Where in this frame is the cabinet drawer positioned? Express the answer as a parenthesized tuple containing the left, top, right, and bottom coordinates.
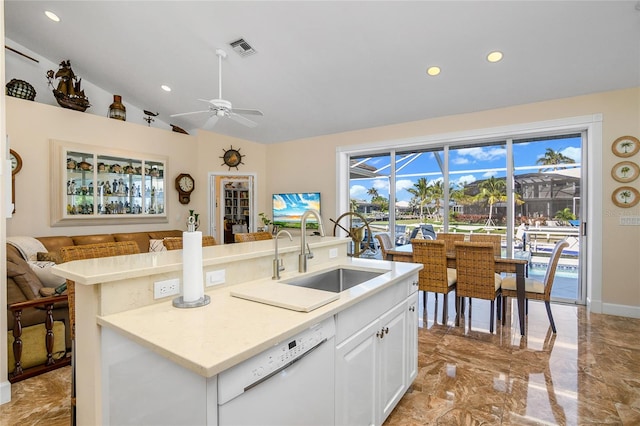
(335, 278, 407, 344)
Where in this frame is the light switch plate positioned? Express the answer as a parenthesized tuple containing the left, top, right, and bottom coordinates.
(206, 269, 226, 287)
(620, 216, 640, 226)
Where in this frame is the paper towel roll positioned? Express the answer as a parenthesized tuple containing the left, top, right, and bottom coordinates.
(182, 231, 204, 302)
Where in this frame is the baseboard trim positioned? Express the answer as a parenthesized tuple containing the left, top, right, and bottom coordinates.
(602, 303, 640, 319)
(0, 380, 11, 405)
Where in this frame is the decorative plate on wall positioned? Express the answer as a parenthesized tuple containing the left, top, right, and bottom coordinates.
(611, 161, 640, 183)
(611, 135, 640, 158)
(612, 186, 640, 208)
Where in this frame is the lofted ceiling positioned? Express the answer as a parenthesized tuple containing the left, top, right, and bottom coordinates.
(4, 1, 640, 144)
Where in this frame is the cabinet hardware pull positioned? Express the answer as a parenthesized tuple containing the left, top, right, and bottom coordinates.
(376, 331, 383, 339)
(384, 327, 389, 335)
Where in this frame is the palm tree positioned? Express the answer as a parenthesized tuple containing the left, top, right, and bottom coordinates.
(367, 187, 379, 202)
(536, 148, 576, 172)
(427, 180, 446, 221)
(554, 207, 576, 225)
(406, 177, 431, 220)
(475, 176, 507, 226)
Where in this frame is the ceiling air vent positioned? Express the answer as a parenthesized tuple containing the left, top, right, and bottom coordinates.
(229, 39, 256, 57)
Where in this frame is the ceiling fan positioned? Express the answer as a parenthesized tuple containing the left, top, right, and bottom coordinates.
(170, 48, 263, 129)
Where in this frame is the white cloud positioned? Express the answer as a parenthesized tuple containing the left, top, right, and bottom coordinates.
(396, 179, 414, 192)
(452, 157, 469, 165)
(372, 178, 389, 192)
(350, 184, 368, 199)
(561, 147, 581, 162)
(455, 174, 476, 186)
(454, 146, 505, 162)
(482, 171, 499, 178)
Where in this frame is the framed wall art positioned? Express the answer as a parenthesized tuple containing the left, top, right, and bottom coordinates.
(612, 186, 640, 208)
(611, 135, 640, 158)
(611, 161, 640, 183)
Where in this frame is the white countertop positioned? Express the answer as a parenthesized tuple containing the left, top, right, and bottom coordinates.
(96, 257, 421, 378)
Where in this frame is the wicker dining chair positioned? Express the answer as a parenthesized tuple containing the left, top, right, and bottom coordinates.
(501, 238, 569, 333)
(411, 239, 457, 324)
(469, 233, 502, 257)
(436, 232, 465, 256)
(234, 231, 273, 242)
(163, 235, 217, 250)
(374, 233, 394, 260)
(454, 241, 502, 333)
(59, 240, 141, 425)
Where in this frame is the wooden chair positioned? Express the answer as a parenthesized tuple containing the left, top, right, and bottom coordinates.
(163, 236, 217, 250)
(59, 241, 141, 424)
(454, 241, 502, 333)
(374, 233, 393, 260)
(469, 233, 502, 257)
(234, 231, 273, 242)
(436, 232, 465, 256)
(501, 239, 569, 333)
(411, 239, 457, 324)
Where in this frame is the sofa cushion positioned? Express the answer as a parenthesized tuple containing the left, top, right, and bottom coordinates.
(9, 262, 42, 300)
(36, 236, 75, 254)
(149, 239, 167, 252)
(71, 234, 115, 246)
(148, 230, 183, 240)
(112, 231, 152, 253)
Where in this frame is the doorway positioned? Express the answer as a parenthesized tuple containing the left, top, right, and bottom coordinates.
(208, 172, 257, 244)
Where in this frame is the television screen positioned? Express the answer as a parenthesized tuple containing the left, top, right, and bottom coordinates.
(272, 192, 321, 229)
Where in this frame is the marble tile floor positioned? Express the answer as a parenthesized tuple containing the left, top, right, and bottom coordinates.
(2, 297, 639, 425)
(385, 296, 640, 425)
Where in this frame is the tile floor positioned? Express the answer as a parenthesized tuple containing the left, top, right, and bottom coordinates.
(2, 297, 639, 425)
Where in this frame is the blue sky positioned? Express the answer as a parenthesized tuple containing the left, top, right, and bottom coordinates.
(350, 136, 581, 202)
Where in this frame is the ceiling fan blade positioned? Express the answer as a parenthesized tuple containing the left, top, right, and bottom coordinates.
(203, 114, 220, 130)
(228, 113, 258, 128)
(170, 110, 210, 117)
(231, 108, 264, 116)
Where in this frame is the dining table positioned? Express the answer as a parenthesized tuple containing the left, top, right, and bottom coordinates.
(386, 243, 529, 336)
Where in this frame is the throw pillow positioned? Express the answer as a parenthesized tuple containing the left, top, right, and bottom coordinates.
(28, 260, 66, 288)
(149, 239, 167, 252)
(37, 251, 62, 264)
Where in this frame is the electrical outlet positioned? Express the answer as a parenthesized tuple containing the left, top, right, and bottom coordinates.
(329, 248, 338, 258)
(154, 278, 180, 299)
(206, 269, 226, 287)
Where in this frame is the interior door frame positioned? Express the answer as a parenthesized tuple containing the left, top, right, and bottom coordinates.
(208, 172, 257, 243)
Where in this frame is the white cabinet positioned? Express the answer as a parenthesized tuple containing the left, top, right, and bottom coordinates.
(335, 274, 419, 426)
(405, 292, 419, 384)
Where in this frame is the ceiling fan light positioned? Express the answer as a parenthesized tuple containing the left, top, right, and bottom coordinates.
(161, 85, 171, 92)
(216, 110, 226, 117)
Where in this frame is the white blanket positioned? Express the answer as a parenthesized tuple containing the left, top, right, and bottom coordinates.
(6, 236, 47, 261)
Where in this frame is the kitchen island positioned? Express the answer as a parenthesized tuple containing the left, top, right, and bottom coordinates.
(53, 236, 422, 425)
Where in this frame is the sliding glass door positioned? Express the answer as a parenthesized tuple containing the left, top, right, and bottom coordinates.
(345, 133, 584, 304)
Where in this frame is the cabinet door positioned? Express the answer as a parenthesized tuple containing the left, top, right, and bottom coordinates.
(405, 292, 419, 384)
(335, 319, 379, 426)
(378, 300, 407, 424)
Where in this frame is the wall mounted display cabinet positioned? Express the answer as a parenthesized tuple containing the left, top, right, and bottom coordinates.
(50, 139, 168, 226)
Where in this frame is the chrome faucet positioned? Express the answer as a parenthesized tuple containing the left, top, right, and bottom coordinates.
(273, 229, 293, 280)
(299, 209, 325, 273)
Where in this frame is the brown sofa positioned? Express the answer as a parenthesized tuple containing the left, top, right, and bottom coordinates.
(6, 229, 182, 380)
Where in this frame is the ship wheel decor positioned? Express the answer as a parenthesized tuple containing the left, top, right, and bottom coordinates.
(331, 211, 375, 258)
(220, 145, 244, 170)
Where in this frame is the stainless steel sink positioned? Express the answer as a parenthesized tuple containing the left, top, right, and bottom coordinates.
(281, 268, 384, 293)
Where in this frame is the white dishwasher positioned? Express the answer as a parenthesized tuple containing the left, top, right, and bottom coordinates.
(218, 317, 336, 426)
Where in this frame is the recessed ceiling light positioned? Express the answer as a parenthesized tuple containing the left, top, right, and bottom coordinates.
(161, 85, 171, 92)
(427, 66, 441, 76)
(487, 51, 503, 63)
(45, 11, 60, 22)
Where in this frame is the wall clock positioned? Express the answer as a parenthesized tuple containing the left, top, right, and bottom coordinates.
(612, 135, 640, 158)
(10, 149, 22, 213)
(175, 173, 194, 205)
(611, 161, 639, 183)
(612, 186, 640, 208)
(220, 145, 244, 170)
